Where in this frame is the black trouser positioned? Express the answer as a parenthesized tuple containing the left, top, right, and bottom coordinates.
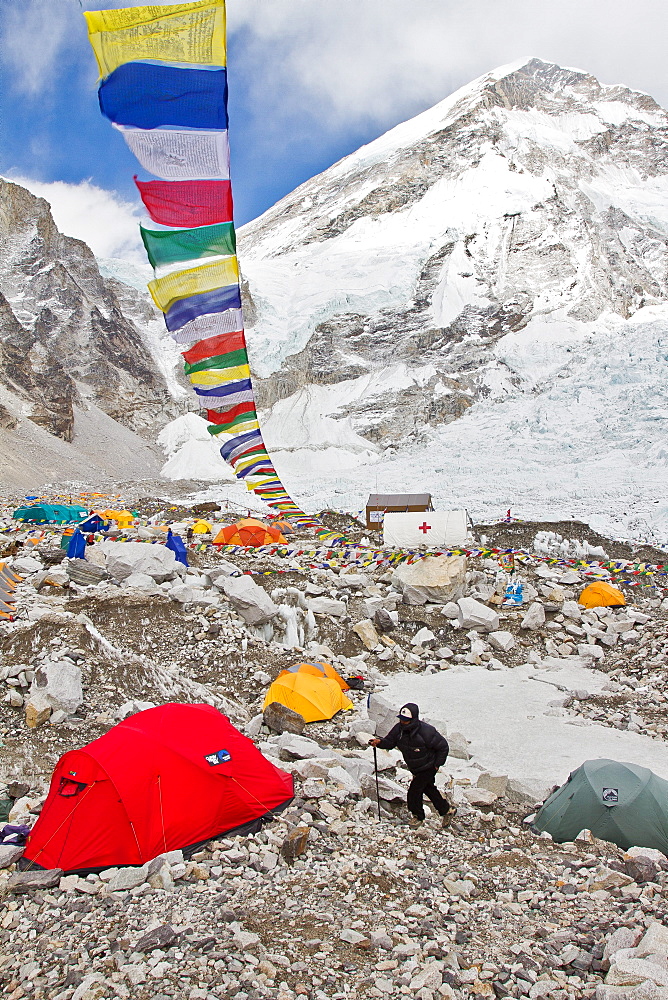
(407, 767, 450, 820)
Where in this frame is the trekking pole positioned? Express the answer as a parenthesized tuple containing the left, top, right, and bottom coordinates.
(373, 746, 382, 821)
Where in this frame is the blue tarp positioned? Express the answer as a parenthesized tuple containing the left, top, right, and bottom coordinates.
(99, 63, 228, 130)
(166, 530, 188, 568)
(67, 529, 87, 560)
(79, 514, 108, 533)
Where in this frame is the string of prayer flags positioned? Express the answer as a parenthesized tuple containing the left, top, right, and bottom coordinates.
(84, 0, 347, 544)
(84, 0, 226, 78)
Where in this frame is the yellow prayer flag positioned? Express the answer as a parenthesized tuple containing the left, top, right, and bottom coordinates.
(189, 363, 251, 386)
(249, 477, 281, 488)
(234, 455, 271, 474)
(215, 420, 260, 436)
(148, 257, 239, 312)
(84, 0, 226, 79)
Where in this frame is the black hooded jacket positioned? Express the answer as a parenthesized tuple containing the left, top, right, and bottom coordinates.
(376, 704, 449, 774)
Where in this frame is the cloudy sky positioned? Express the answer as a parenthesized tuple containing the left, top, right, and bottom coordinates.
(1, 0, 667, 260)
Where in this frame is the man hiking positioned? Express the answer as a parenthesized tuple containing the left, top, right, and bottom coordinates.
(369, 703, 454, 828)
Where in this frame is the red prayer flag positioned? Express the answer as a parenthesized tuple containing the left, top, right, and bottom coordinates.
(182, 329, 245, 364)
(206, 401, 257, 424)
(134, 177, 233, 227)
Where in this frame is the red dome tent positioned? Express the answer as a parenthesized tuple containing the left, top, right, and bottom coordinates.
(22, 704, 293, 874)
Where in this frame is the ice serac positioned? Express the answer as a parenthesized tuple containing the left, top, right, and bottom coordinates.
(238, 59, 668, 481)
(0, 178, 187, 488)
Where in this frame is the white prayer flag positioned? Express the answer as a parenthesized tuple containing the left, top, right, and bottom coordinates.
(168, 308, 244, 344)
(116, 126, 230, 180)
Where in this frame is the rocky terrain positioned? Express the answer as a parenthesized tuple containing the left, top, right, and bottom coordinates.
(1, 504, 667, 1000)
(0, 180, 188, 488)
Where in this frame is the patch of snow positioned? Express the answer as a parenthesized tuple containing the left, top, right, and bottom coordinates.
(158, 413, 236, 483)
(98, 257, 153, 291)
(384, 661, 668, 797)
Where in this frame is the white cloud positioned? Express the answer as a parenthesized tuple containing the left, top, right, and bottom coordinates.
(6, 176, 144, 261)
(228, 0, 668, 126)
(1, 0, 78, 95)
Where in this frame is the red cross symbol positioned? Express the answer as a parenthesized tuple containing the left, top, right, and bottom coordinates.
(418, 521, 432, 534)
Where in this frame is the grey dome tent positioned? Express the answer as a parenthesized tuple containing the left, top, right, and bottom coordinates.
(533, 759, 668, 854)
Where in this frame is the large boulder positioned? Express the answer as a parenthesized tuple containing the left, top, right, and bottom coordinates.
(521, 602, 546, 630)
(7, 869, 64, 892)
(102, 542, 179, 583)
(367, 692, 399, 738)
(66, 560, 108, 586)
(488, 630, 516, 652)
(360, 772, 406, 801)
(168, 583, 218, 606)
(392, 555, 466, 605)
(26, 657, 83, 724)
(276, 733, 322, 758)
(307, 597, 347, 617)
(220, 576, 278, 625)
(0, 845, 24, 868)
(123, 572, 162, 593)
(457, 596, 500, 632)
(352, 619, 381, 650)
(263, 702, 305, 734)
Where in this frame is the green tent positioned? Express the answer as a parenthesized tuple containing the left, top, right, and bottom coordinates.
(13, 504, 88, 524)
(533, 759, 668, 854)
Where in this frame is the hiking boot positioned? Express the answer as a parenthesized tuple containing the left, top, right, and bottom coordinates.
(408, 815, 424, 829)
(441, 805, 458, 828)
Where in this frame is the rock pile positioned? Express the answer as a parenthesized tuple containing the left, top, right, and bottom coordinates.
(1, 782, 667, 1000)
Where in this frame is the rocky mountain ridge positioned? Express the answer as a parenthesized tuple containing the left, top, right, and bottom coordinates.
(0, 179, 187, 486)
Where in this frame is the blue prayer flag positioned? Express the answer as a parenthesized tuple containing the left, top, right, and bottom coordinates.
(99, 62, 228, 130)
(165, 284, 242, 332)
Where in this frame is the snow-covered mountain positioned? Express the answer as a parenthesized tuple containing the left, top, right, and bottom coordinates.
(228, 58, 668, 536)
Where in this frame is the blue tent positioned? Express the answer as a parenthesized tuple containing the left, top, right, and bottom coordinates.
(67, 529, 87, 560)
(166, 529, 188, 567)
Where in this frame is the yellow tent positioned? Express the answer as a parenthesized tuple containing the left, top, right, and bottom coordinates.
(100, 509, 134, 529)
(278, 660, 350, 692)
(579, 581, 626, 609)
(192, 520, 212, 534)
(262, 672, 353, 723)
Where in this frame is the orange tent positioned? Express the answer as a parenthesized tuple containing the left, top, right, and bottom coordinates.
(212, 518, 286, 547)
(579, 581, 626, 609)
(272, 519, 296, 535)
(279, 661, 350, 691)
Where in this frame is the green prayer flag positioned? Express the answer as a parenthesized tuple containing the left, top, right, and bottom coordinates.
(184, 347, 248, 376)
(141, 221, 236, 269)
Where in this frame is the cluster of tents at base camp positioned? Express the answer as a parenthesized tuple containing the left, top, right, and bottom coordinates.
(13, 506, 294, 549)
(212, 518, 288, 546)
(263, 661, 354, 722)
(18, 703, 668, 875)
(14, 504, 136, 528)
